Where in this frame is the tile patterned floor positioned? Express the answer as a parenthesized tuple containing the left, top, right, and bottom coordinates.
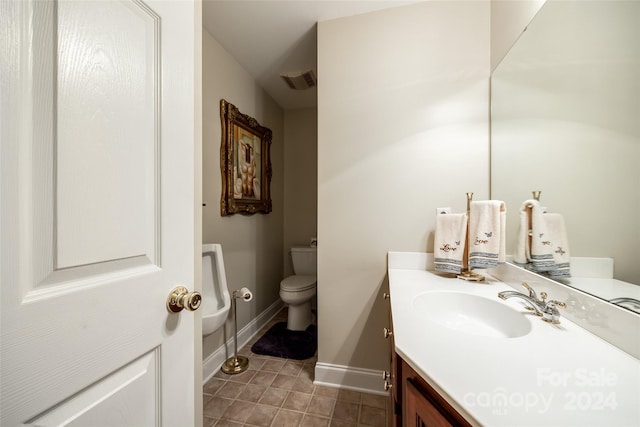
(203, 310, 388, 427)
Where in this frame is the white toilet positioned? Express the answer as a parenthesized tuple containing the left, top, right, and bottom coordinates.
(280, 246, 317, 331)
(202, 244, 232, 336)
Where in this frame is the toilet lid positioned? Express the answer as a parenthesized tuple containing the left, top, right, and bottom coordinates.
(281, 275, 317, 292)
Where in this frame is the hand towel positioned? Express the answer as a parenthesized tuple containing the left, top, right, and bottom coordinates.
(514, 200, 532, 266)
(514, 200, 555, 271)
(434, 213, 467, 274)
(468, 200, 506, 269)
(513, 200, 570, 277)
(543, 213, 571, 278)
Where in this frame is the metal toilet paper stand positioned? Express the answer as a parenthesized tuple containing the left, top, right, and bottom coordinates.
(221, 288, 252, 374)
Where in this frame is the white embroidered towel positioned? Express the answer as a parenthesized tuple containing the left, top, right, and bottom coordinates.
(543, 213, 571, 278)
(514, 200, 532, 266)
(514, 202, 528, 266)
(514, 200, 555, 272)
(468, 200, 506, 269)
(434, 213, 467, 274)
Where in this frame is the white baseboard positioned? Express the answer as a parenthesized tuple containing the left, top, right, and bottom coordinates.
(314, 362, 388, 396)
(203, 299, 284, 383)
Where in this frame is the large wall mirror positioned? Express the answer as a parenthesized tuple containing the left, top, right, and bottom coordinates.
(491, 0, 640, 312)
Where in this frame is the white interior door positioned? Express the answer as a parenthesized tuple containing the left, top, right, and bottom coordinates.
(1, 0, 201, 425)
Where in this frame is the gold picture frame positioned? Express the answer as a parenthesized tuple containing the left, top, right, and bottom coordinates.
(220, 99, 272, 216)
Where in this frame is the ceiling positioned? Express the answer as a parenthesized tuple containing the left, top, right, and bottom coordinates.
(202, 1, 421, 111)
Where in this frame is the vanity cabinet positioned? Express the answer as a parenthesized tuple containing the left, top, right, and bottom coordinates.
(401, 358, 471, 427)
(387, 252, 640, 426)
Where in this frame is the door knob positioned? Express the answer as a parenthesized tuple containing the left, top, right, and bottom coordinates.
(166, 286, 202, 313)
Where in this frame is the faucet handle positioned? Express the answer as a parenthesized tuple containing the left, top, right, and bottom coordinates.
(538, 292, 565, 306)
(548, 300, 566, 309)
(541, 299, 566, 324)
(522, 282, 539, 300)
(539, 292, 566, 308)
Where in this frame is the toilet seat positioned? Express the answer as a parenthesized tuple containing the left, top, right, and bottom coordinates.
(280, 275, 316, 292)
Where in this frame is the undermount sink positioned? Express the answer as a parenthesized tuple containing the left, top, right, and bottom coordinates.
(413, 291, 532, 338)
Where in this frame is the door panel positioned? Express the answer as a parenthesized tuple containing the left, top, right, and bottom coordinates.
(0, 0, 199, 425)
(28, 348, 160, 426)
(56, 0, 158, 269)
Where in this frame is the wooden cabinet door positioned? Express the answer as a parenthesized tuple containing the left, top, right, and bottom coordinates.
(401, 358, 471, 427)
(405, 378, 453, 427)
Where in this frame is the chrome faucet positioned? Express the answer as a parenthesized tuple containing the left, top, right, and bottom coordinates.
(609, 297, 640, 305)
(609, 297, 640, 313)
(498, 283, 566, 324)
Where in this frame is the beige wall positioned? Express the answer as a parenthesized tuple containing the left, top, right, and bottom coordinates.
(490, 0, 546, 71)
(283, 108, 318, 276)
(202, 30, 285, 359)
(317, 1, 491, 372)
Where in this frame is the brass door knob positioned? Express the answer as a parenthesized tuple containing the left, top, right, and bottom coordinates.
(166, 286, 202, 313)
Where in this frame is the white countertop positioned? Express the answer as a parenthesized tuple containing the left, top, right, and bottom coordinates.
(388, 254, 640, 426)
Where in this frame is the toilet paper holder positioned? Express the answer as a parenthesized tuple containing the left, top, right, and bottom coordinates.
(235, 287, 253, 302)
(221, 287, 253, 374)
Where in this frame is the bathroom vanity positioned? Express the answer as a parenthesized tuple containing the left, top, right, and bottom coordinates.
(385, 252, 640, 427)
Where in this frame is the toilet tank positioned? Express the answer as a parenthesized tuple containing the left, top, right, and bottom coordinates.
(290, 247, 317, 275)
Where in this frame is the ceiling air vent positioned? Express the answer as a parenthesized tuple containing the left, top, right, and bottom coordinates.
(280, 70, 316, 90)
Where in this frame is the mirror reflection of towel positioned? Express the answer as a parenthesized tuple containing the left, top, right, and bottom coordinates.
(544, 213, 571, 278)
(468, 200, 506, 269)
(514, 200, 570, 278)
(434, 213, 467, 274)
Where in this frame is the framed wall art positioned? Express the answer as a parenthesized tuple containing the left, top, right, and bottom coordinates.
(220, 99, 272, 216)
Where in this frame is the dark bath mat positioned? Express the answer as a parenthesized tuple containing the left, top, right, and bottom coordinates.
(251, 322, 317, 360)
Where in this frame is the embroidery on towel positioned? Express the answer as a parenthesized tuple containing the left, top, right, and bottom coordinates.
(435, 240, 463, 273)
(469, 230, 499, 269)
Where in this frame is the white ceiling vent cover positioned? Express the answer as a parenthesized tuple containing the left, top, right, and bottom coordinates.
(280, 70, 316, 90)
